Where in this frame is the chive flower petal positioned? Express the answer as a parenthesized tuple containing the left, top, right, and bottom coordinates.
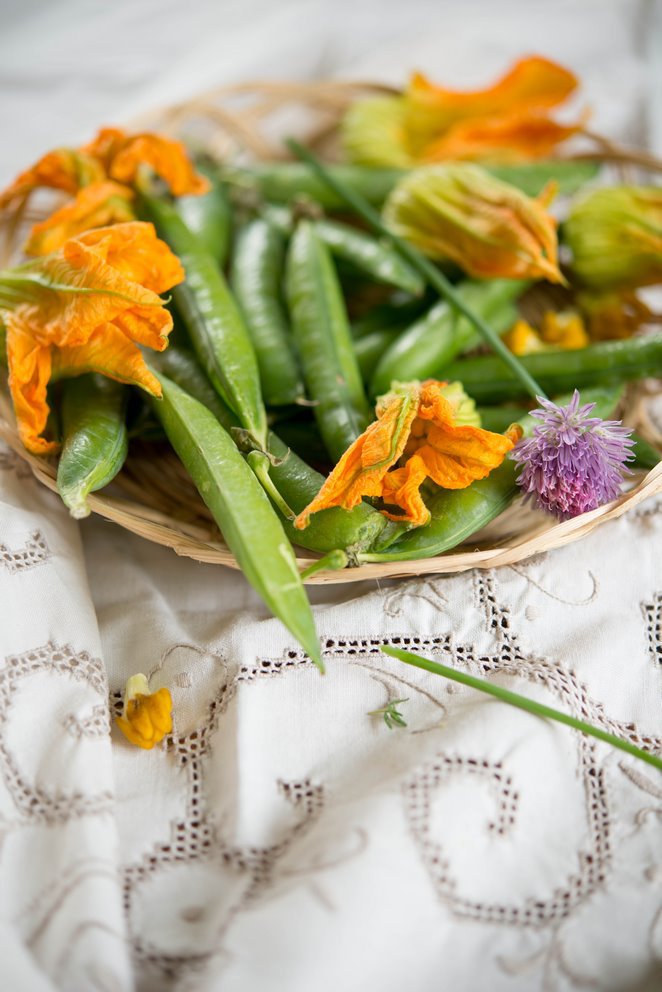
(511, 390, 635, 520)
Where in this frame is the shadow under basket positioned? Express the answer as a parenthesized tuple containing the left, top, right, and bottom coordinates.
(0, 80, 661, 583)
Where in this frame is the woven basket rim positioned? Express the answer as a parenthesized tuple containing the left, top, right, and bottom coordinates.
(1, 79, 661, 583)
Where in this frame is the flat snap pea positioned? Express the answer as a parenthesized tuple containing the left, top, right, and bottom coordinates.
(152, 346, 387, 554)
(153, 373, 323, 669)
(175, 160, 232, 266)
(231, 217, 305, 406)
(370, 279, 527, 398)
(140, 193, 268, 450)
(221, 160, 600, 208)
(359, 388, 628, 563)
(286, 220, 371, 461)
(444, 335, 662, 404)
(56, 374, 128, 519)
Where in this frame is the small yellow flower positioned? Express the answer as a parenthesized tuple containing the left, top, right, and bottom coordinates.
(504, 312, 589, 356)
(503, 319, 548, 356)
(116, 673, 173, 750)
(539, 311, 589, 349)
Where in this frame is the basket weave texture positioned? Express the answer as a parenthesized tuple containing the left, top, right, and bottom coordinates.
(0, 80, 661, 583)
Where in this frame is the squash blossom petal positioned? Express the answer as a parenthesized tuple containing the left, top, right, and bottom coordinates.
(565, 186, 662, 291)
(406, 56, 578, 160)
(116, 673, 173, 750)
(294, 380, 519, 530)
(83, 127, 210, 196)
(25, 181, 135, 255)
(383, 164, 562, 282)
(343, 56, 581, 167)
(0, 221, 184, 454)
(0, 149, 105, 210)
(0, 127, 209, 252)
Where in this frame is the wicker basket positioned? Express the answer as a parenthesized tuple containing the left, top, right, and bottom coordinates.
(1, 80, 661, 584)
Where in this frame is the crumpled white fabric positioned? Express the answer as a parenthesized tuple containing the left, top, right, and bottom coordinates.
(0, 2, 661, 991)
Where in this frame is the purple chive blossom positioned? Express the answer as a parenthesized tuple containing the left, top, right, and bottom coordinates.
(510, 390, 635, 521)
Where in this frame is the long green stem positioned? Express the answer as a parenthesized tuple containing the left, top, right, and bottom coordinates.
(286, 139, 547, 402)
(382, 645, 662, 772)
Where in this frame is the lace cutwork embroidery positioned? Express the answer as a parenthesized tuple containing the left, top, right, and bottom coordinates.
(0, 530, 50, 573)
(114, 565, 661, 982)
(643, 593, 662, 666)
(0, 643, 112, 821)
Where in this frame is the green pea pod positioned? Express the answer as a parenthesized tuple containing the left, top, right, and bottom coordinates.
(350, 293, 430, 339)
(286, 220, 370, 461)
(359, 387, 623, 563)
(153, 373, 322, 670)
(56, 374, 128, 519)
(221, 160, 600, 208)
(140, 193, 268, 450)
(231, 217, 305, 406)
(314, 218, 424, 296)
(370, 278, 528, 397)
(260, 204, 423, 295)
(354, 327, 402, 381)
(152, 346, 387, 554)
(175, 160, 232, 266)
(444, 335, 662, 404)
(0, 320, 6, 366)
(227, 163, 404, 208)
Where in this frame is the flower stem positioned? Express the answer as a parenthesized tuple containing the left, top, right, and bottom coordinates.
(285, 139, 547, 402)
(382, 645, 662, 772)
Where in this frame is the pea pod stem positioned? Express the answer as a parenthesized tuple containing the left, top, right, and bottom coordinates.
(382, 646, 662, 772)
(286, 139, 547, 402)
(246, 450, 295, 520)
(300, 549, 349, 580)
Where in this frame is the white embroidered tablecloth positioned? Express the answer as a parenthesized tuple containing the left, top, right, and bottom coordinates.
(1, 2, 661, 990)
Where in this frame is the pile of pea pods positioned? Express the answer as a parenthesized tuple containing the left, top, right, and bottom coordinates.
(55, 158, 662, 669)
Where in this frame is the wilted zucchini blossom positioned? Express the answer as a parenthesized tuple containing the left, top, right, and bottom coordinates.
(565, 186, 662, 290)
(342, 56, 581, 167)
(294, 380, 519, 530)
(383, 164, 562, 282)
(116, 673, 173, 750)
